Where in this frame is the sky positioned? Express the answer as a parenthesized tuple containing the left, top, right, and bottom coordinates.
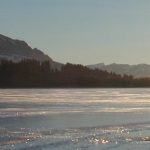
(0, 0, 150, 65)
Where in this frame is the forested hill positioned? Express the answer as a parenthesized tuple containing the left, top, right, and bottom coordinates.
(0, 34, 62, 70)
(0, 60, 150, 88)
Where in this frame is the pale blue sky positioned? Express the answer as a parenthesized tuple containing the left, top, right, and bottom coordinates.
(0, 0, 150, 65)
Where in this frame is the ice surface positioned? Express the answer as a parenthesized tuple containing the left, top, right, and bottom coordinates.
(0, 88, 150, 149)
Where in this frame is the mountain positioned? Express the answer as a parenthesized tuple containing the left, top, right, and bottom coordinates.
(87, 63, 150, 78)
(0, 34, 62, 70)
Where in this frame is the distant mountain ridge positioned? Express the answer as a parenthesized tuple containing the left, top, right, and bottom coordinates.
(0, 34, 62, 70)
(1, 34, 150, 78)
(87, 63, 150, 78)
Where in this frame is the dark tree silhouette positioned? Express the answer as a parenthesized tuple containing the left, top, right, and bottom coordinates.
(0, 60, 150, 87)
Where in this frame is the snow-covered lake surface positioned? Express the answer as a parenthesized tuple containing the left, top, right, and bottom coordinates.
(0, 88, 150, 150)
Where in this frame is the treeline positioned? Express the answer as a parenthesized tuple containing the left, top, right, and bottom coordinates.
(0, 60, 150, 87)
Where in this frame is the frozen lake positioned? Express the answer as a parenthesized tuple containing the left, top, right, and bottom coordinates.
(0, 88, 150, 150)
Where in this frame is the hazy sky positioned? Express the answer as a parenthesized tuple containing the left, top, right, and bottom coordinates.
(0, 0, 150, 65)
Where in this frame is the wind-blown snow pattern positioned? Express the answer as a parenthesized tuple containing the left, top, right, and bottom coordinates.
(0, 88, 150, 150)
